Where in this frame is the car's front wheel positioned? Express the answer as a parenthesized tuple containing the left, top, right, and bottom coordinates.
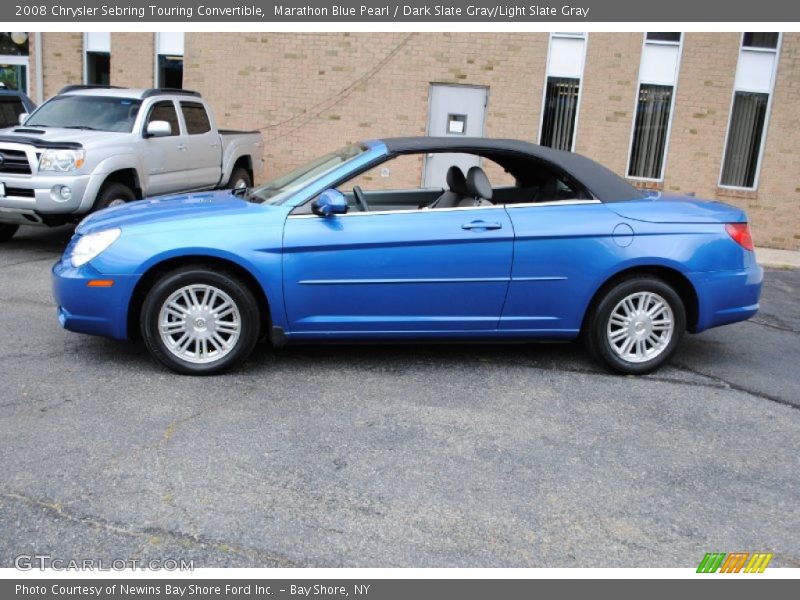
(140, 267, 261, 375)
(0, 224, 19, 242)
(584, 276, 686, 375)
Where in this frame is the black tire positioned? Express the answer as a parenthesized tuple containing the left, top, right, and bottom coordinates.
(583, 276, 686, 375)
(0, 224, 19, 242)
(140, 267, 261, 375)
(94, 182, 136, 211)
(227, 167, 252, 190)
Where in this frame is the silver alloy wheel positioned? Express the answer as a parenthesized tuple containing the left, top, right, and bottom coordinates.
(107, 199, 128, 208)
(233, 179, 247, 189)
(158, 284, 241, 365)
(606, 291, 674, 364)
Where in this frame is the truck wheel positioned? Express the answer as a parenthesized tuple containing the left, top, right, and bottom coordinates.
(583, 276, 686, 375)
(140, 266, 261, 375)
(95, 183, 136, 211)
(227, 167, 252, 190)
(0, 224, 19, 242)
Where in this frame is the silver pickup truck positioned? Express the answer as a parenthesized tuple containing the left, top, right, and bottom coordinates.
(0, 86, 264, 241)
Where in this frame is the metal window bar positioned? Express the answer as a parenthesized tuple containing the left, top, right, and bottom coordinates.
(628, 84, 673, 179)
(540, 77, 580, 151)
(720, 92, 769, 188)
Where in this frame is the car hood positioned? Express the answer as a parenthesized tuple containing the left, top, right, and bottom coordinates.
(0, 126, 124, 147)
(76, 190, 270, 235)
(608, 193, 747, 224)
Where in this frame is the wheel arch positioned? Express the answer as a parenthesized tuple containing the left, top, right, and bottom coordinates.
(226, 155, 253, 186)
(581, 265, 700, 334)
(99, 168, 143, 200)
(127, 254, 271, 341)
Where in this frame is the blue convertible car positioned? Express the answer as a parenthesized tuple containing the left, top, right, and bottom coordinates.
(53, 137, 762, 375)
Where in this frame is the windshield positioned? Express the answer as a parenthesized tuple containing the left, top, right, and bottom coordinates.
(249, 144, 368, 205)
(25, 95, 142, 132)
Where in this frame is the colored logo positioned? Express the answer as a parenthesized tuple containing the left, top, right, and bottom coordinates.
(697, 552, 773, 573)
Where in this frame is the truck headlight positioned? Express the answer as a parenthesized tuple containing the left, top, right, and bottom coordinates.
(71, 228, 121, 267)
(39, 149, 86, 172)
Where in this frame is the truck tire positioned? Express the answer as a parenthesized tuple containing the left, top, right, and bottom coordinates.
(95, 182, 136, 211)
(0, 224, 19, 242)
(227, 167, 252, 190)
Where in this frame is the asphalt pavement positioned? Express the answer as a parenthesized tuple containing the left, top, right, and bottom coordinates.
(1, 225, 798, 568)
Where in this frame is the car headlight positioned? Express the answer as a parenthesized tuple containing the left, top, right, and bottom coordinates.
(71, 228, 121, 267)
(39, 149, 86, 172)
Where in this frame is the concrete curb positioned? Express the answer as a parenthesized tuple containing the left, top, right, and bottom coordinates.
(756, 247, 800, 269)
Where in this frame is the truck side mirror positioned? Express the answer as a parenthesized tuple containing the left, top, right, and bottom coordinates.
(145, 120, 172, 138)
(18, 113, 28, 125)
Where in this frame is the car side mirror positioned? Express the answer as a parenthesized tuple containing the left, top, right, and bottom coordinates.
(145, 120, 172, 138)
(312, 189, 348, 217)
(18, 113, 28, 125)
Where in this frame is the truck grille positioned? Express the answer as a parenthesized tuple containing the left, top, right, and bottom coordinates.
(0, 149, 32, 175)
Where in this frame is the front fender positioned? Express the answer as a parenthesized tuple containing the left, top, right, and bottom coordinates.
(93, 239, 287, 332)
(79, 153, 145, 213)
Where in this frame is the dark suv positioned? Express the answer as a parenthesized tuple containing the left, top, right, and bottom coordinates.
(0, 86, 36, 129)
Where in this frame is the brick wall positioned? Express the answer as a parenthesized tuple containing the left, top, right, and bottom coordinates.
(33, 33, 82, 99)
(183, 32, 548, 189)
(110, 33, 154, 88)
(753, 32, 800, 250)
(664, 32, 740, 198)
(574, 32, 642, 176)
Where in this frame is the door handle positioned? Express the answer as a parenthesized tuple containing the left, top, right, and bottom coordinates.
(177, 143, 187, 151)
(462, 220, 502, 231)
(210, 142, 219, 148)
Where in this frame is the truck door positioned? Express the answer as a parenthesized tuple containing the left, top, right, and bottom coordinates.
(142, 100, 188, 195)
(179, 101, 223, 189)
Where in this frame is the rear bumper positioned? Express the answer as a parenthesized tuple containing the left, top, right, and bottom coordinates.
(690, 261, 763, 332)
(52, 260, 138, 340)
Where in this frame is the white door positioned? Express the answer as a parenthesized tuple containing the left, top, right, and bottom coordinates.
(179, 100, 223, 189)
(142, 100, 188, 195)
(423, 84, 488, 188)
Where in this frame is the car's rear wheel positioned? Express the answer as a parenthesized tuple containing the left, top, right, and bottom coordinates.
(583, 276, 685, 375)
(140, 267, 261, 375)
(227, 167, 252, 190)
(0, 224, 19, 242)
(95, 182, 136, 211)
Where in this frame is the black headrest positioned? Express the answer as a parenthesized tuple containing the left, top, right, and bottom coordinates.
(466, 166, 492, 201)
(446, 166, 468, 195)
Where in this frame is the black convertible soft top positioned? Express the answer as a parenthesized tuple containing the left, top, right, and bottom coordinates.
(381, 137, 643, 203)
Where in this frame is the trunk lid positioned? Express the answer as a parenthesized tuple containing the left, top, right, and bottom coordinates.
(608, 192, 747, 224)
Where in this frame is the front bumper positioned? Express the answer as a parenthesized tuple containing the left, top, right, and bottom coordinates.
(52, 259, 139, 340)
(0, 172, 93, 224)
(690, 261, 764, 332)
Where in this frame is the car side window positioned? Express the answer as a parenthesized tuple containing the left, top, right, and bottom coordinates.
(180, 101, 211, 135)
(147, 100, 180, 137)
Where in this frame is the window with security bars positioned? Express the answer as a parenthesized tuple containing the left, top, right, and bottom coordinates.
(539, 77, 580, 151)
(720, 92, 769, 188)
(627, 84, 673, 180)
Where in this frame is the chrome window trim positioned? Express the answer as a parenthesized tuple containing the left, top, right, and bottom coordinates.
(287, 199, 601, 219)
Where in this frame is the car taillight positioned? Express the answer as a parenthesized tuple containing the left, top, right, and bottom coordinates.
(726, 223, 754, 251)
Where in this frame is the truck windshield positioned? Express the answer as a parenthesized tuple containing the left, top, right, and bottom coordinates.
(25, 95, 143, 132)
(249, 144, 367, 205)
